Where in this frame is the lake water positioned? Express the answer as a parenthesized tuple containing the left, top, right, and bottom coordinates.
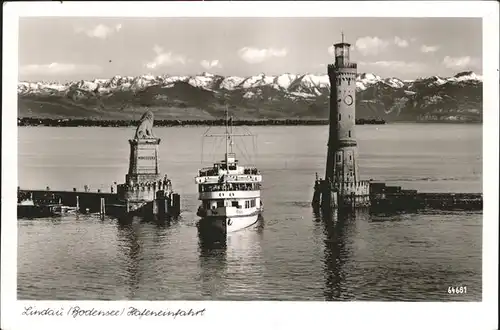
(17, 124, 482, 301)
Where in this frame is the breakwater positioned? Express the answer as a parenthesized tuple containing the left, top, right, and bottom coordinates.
(17, 117, 386, 127)
(368, 182, 482, 213)
(312, 180, 482, 213)
(17, 188, 181, 220)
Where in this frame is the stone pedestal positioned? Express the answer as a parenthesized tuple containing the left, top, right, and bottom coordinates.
(126, 138, 161, 186)
(116, 137, 180, 216)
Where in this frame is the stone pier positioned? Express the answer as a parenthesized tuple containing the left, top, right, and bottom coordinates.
(116, 110, 180, 218)
(18, 110, 181, 219)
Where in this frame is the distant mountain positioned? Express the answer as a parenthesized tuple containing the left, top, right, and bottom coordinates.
(18, 71, 482, 122)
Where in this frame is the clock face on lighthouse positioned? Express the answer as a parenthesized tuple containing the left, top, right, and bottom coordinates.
(344, 95, 353, 106)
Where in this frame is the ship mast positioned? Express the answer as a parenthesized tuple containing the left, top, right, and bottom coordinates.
(225, 105, 233, 162)
(202, 105, 253, 165)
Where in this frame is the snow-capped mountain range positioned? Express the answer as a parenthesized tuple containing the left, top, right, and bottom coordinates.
(18, 71, 482, 97)
(18, 71, 483, 122)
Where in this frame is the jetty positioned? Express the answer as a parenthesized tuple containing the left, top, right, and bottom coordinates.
(18, 110, 181, 220)
(312, 35, 482, 214)
(312, 179, 482, 213)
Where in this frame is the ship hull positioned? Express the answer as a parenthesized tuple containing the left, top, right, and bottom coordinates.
(198, 208, 262, 234)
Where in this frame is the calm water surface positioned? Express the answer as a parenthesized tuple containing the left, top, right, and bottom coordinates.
(17, 124, 482, 301)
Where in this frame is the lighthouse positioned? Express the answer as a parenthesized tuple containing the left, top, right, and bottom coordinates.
(313, 34, 370, 210)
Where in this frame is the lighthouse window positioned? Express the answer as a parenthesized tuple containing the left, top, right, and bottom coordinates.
(350, 155, 352, 160)
(339, 114, 341, 121)
(348, 131, 351, 138)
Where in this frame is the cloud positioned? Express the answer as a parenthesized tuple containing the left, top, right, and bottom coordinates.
(19, 63, 102, 76)
(200, 60, 222, 70)
(75, 24, 123, 39)
(355, 37, 390, 56)
(145, 45, 187, 69)
(327, 45, 336, 56)
(359, 60, 427, 73)
(238, 47, 287, 64)
(420, 45, 440, 53)
(442, 56, 479, 69)
(394, 36, 409, 48)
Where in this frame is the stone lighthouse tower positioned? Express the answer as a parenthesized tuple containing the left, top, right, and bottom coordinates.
(313, 34, 370, 210)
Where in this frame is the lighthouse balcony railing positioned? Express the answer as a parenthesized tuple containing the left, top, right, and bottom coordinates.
(118, 181, 172, 193)
(340, 181, 370, 195)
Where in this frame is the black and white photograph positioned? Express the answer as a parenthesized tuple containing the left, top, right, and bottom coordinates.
(2, 2, 498, 330)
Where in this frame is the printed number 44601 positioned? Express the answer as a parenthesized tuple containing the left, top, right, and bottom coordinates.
(448, 286, 467, 294)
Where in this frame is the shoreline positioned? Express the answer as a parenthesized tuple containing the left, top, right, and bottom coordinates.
(16, 118, 482, 127)
(18, 117, 387, 127)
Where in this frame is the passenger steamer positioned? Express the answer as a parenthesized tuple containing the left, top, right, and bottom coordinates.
(195, 109, 263, 234)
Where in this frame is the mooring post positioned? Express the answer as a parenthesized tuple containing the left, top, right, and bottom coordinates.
(76, 195, 80, 211)
(312, 180, 321, 207)
(154, 190, 167, 219)
(100, 197, 105, 218)
(172, 193, 180, 216)
(164, 196, 169, 216)
(152, 199, 159, 216)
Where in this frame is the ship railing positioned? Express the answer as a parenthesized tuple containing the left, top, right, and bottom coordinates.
(199, 183, 261, 193)
(243, 167, 260, 175)
(199, 169, 219, 176)
(197, 174, 262, 183)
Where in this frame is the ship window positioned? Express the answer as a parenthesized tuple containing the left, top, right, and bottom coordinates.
(232, 201, 239, 207)
(337, 154, 341, 161)
(349, 155, 352, 160)
(217, 200, 224, 208)
(245, 201, 249, 208)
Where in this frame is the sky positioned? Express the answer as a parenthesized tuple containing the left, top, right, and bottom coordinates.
(18, 17, 482, 82)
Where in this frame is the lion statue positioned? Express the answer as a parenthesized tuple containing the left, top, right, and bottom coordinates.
(134, 110, 155, 139)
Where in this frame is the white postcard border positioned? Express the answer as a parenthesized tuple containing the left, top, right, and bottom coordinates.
(2, 2, 498, 330)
